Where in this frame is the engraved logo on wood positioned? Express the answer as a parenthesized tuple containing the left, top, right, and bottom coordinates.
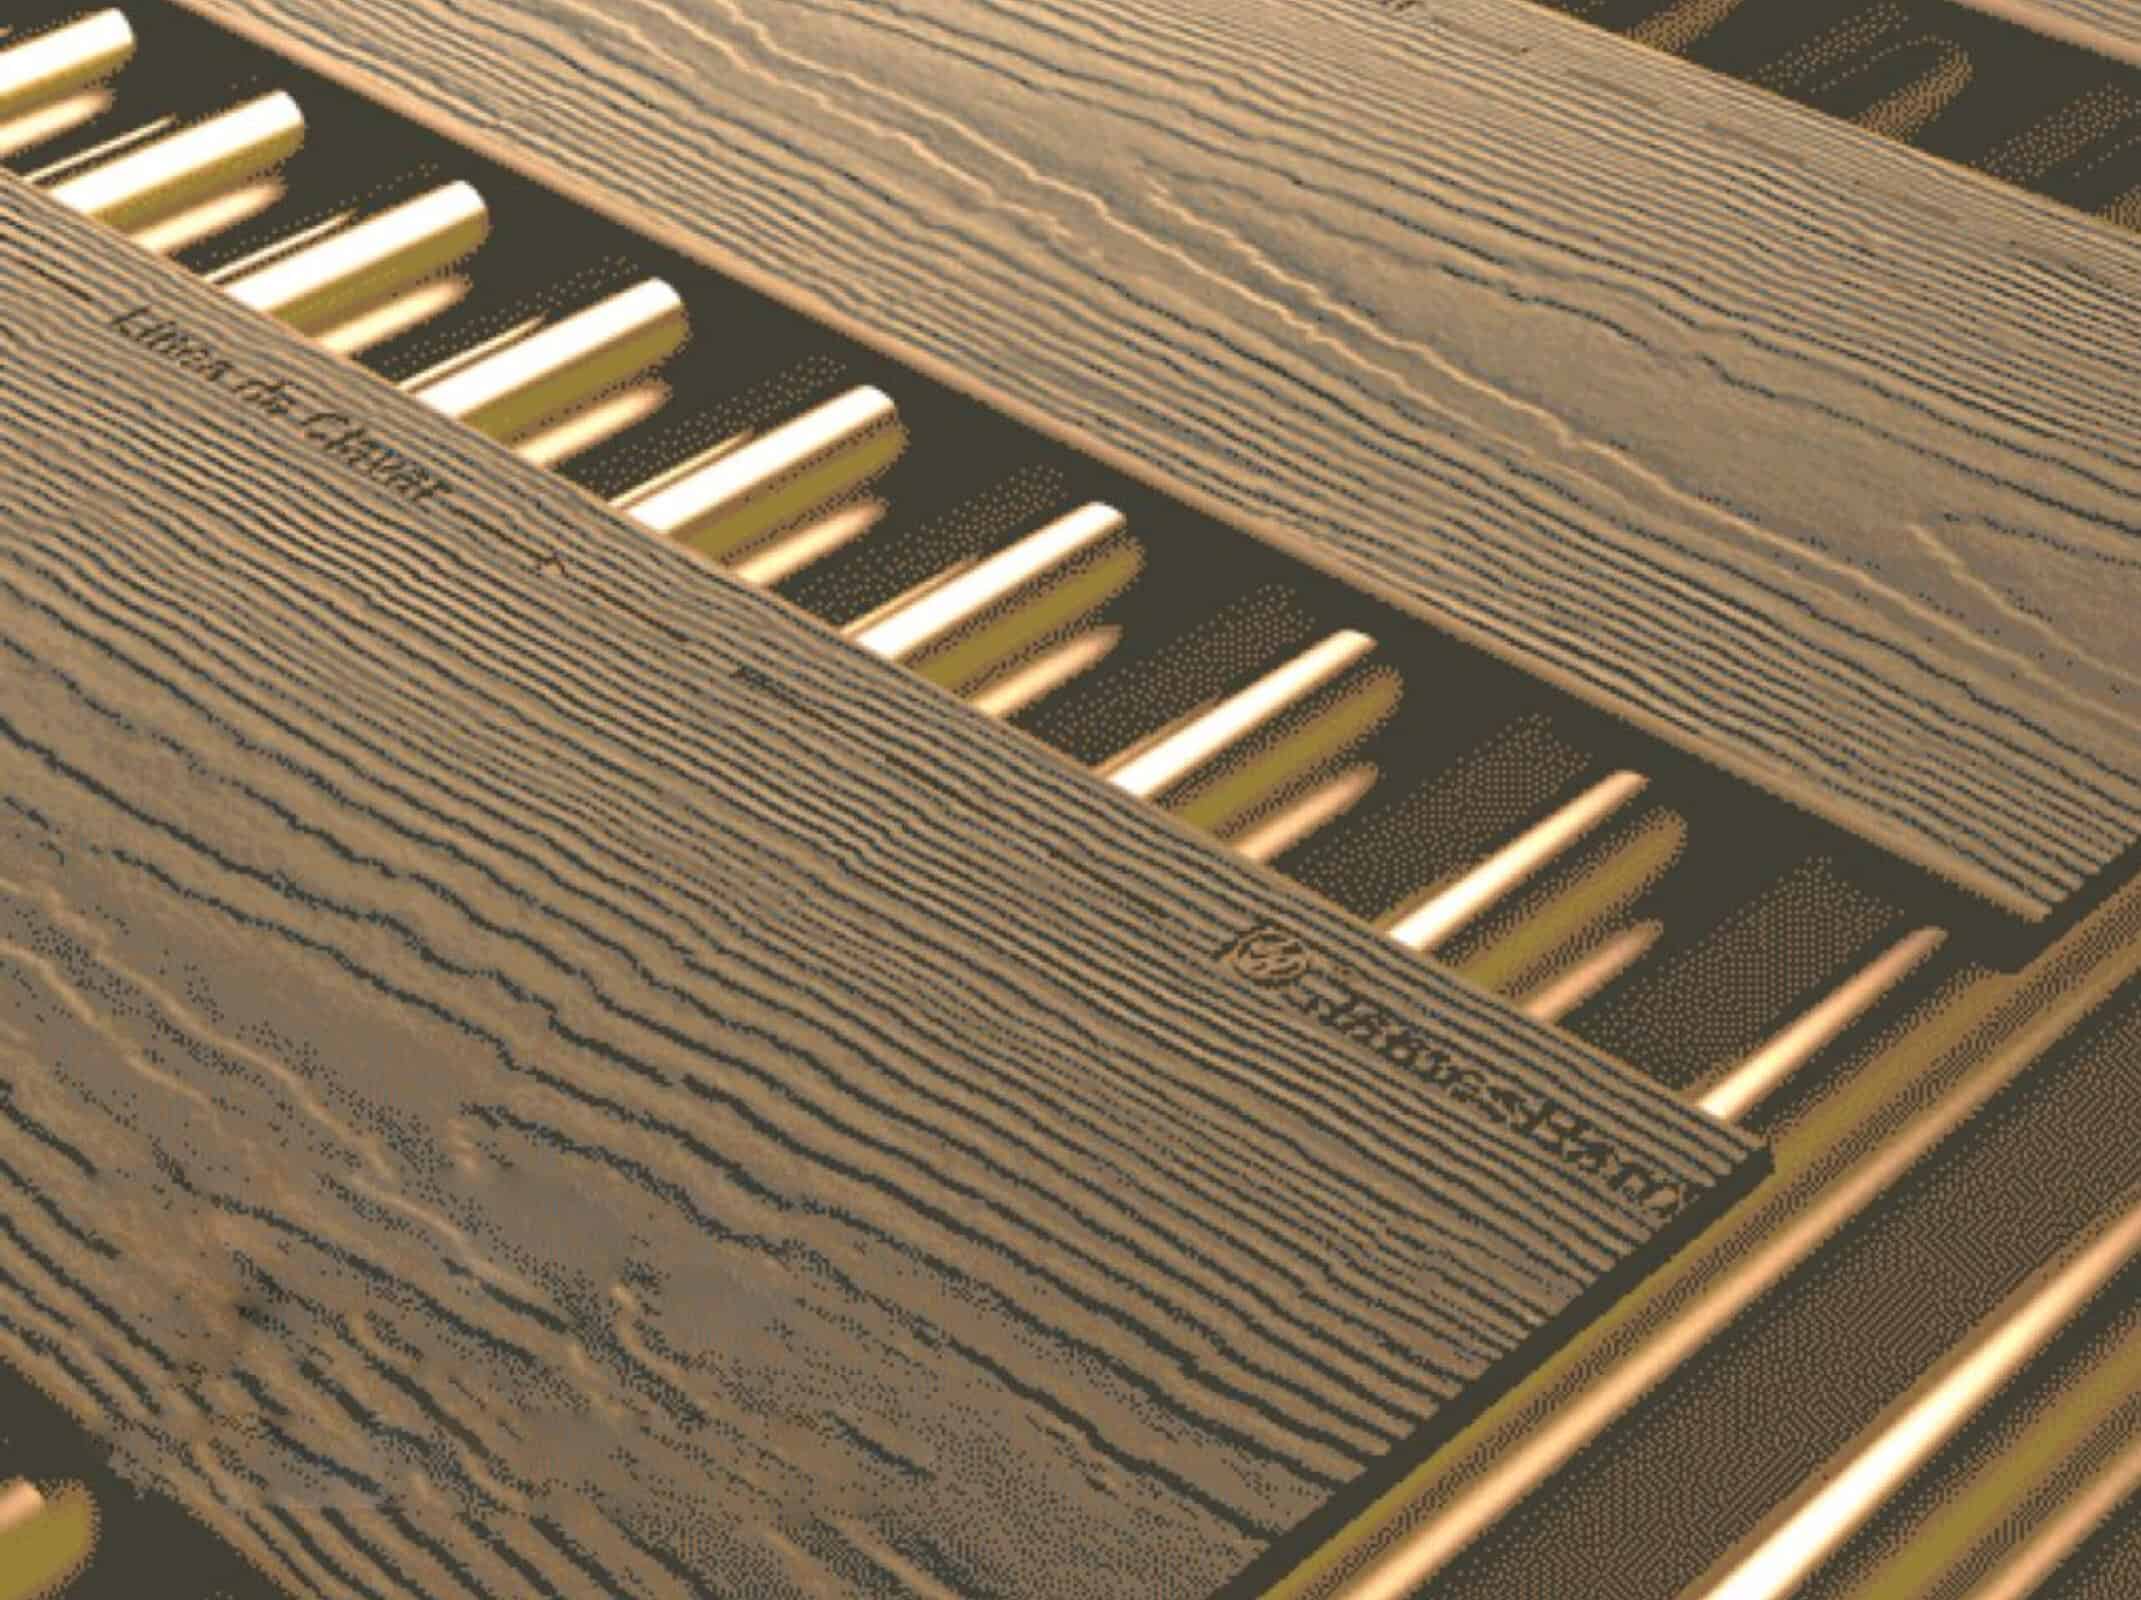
(1218, 922, 1691, 1220)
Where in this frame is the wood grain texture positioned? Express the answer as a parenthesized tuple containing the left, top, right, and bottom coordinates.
(160, 0, 2141, 924)
(0, 178, 1761, 1598)
(1946, 0, 2141, 66)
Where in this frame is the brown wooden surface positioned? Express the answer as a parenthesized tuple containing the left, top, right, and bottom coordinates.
(1947, 0, 2141, 65)
(159, 0, 2141, 926)
(0, 176, 1761, 1598)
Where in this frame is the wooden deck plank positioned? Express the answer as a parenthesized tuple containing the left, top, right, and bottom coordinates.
(0, 175, 1761, 1600)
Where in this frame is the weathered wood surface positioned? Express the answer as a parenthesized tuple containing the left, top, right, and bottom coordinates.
(0, 178, 1761, 1598)
(165, 0, 2141, 923)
